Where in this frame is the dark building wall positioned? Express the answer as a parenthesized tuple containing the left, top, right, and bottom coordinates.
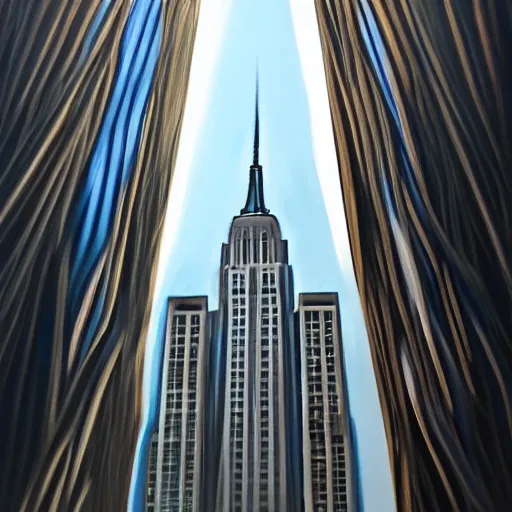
(315, 1, 512, 510)
(282, 267, 303, 512)
(0, 1, 201, 510)
(205, 308, 224, 506)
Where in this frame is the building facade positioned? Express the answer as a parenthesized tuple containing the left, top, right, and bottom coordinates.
(297, 294, 355, 512)
(148, 297, 209, 512)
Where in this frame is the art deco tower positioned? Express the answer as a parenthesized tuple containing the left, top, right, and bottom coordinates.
(214, 87, 302, 511)
(146, 82, 359, 512)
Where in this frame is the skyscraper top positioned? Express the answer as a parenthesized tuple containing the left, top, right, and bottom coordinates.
(253, 77, 259, 167)
(241, 74, 270, 216)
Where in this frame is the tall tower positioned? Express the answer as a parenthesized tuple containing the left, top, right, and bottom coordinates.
(215, 85, 301, 511)
(297, 293, 356, 512)
(153, 296, 209, 512)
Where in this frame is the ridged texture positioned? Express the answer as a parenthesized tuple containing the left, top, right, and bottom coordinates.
(0, 0, 200, 510)
(315, 1, 512, 511)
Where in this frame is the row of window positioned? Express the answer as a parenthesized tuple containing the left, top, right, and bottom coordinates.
(231, 227, 272, 265)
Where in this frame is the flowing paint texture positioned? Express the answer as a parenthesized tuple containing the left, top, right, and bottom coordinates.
(315, 1, 512, 510)
(0, 1, 200, 509)
(2, 0, 511, 511)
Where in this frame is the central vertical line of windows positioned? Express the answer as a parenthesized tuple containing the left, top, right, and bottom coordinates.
(246, 266, 258, 509)
(227, 225, 278, 510)
(270, 269, 280, 505)
(260, 269, 270, 510)
(258, 265, 279, 511)
(230, 271, 246, 510)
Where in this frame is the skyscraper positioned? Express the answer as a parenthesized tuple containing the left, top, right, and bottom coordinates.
(147, 85, 357, 512)
(150, 297, 209, 512)
(297, 293, 355, 512)
(214, 88, 301, 511)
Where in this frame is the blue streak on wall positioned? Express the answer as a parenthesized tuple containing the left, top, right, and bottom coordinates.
(67, 0, 162, 362)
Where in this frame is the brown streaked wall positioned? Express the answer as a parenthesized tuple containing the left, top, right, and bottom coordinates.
(315, 1, 512, 510)
(0, 1, 201, 510)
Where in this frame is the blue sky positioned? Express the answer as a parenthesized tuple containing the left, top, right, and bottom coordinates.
(129, 1, 396, 510)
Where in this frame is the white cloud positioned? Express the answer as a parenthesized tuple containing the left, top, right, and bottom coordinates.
(288, 0, 355, 279)
(289, 3, 396, 511)
(143, 0, 232, 409)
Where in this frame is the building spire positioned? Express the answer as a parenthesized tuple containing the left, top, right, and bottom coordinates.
(253, 76, 259, 166)
(241, 71, 269, 216)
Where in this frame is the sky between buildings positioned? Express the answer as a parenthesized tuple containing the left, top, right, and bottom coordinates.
(129, 1, 396, 510)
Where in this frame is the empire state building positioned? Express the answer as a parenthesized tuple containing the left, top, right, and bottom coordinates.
(146, 85, 357, 512)
(214, 90, 302, 511)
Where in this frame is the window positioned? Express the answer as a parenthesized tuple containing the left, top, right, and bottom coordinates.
(252, 227, 259, 264)
(262, 231, 269, 263)
(243, 235, 249, 264)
